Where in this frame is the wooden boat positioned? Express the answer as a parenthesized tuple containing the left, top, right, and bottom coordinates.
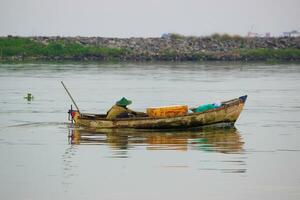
(68, 95, 247, 130)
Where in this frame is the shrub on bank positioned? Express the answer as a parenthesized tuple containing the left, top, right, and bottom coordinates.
(169, 33, 185, 40)
(211, 33, 245, 41)
(240, 48, 300, 61)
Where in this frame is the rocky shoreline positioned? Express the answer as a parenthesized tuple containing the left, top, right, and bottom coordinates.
(1, 35, 300, 61)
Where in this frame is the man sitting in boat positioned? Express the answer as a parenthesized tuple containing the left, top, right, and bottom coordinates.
(106, 97, 147, 119)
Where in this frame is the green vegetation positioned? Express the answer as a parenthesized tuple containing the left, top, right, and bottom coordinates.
(239, 48, 300, 61)
(160, 50, 178, 60)
(210, 33, 245, 41)
(169, 33, 185, 40)
(158, 48, 300, 61)
(167, 32, 245, 41)
(0, 37, 127, 60)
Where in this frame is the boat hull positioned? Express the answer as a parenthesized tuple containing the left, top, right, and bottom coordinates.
(70, 95, 247, 130)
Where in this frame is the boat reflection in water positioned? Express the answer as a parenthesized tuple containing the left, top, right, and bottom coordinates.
(69, 127, 244, 154)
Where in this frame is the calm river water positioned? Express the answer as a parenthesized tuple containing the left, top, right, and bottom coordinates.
(0, 62, 300, 200)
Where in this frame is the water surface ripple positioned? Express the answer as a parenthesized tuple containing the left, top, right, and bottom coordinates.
(0, 62, 300, 200)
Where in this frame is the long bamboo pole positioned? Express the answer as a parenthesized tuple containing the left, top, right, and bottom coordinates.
(61, 81, 81, 113)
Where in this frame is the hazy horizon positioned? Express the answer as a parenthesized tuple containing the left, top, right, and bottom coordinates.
(1, 0, 300, 38)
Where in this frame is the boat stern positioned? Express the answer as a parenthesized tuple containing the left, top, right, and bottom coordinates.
(68, 109, 80, 123)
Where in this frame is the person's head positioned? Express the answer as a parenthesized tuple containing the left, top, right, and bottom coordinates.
(116, 97, 132, 107)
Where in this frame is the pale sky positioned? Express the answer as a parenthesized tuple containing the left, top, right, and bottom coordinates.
(0, 0, 299, 37)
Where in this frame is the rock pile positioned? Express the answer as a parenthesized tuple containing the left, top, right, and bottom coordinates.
(25, 36, 300, 61)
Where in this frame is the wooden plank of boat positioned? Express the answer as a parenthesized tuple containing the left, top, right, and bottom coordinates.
(69, 95, 247, 130)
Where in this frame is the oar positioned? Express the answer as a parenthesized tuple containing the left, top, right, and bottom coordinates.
(61, 81, 81, 114)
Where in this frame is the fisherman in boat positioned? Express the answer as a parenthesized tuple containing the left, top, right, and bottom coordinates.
(106, 97, 147, 119)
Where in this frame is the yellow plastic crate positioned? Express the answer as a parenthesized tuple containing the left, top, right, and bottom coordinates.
(147, 105, 188, 118)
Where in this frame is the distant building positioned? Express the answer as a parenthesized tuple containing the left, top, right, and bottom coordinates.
(283, 30, 300, 37)
(247, 32, 273, 38)
(161, 33, 171, 39)
(247, 31, 261, 37)
(265, 32, 271, 38)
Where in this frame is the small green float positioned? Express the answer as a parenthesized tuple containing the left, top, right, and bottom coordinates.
(24, 93, 34, 101)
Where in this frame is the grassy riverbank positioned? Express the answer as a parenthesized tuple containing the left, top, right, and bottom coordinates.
(1, 37, 300, 62)
(0, 37, 128, 61)
(158, 48, 300, 61)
